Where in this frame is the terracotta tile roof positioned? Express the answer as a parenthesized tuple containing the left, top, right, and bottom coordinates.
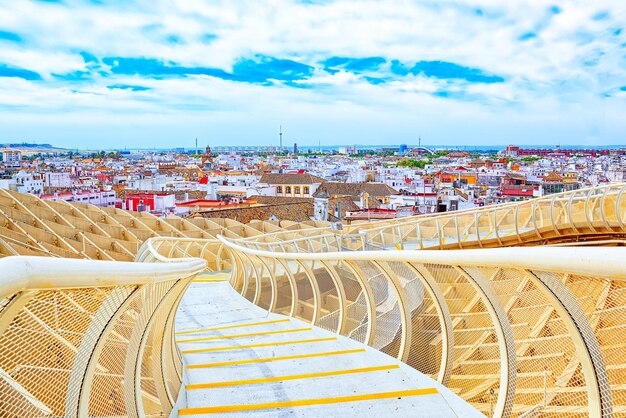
(504, 172, 526, 180)
(255, 196, 310, 204)
(115, 188, 206, 201)
(328, 196, 360, 218)
(447, 151, 470, 158)
(543, 171, 564, 183)
(253, 164, 279, 175)
(195, 202, 315, 223)
(259, 173, 326, 185)
(254, 195, 359, 220)
(313, 182, 398, 197)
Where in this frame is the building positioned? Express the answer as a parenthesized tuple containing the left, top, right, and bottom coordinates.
(438, 169, 478, 187)
(201, 145, 215, 170)
(505, 144, 520, 157)
(257, 173, 325, 197)
(506, 144, 609, 158)
(44, 172, 72, 188)
(500, 173, 541, 199)
(542, 171, 580, 194)
(14, 171, 43, 194)
(388, 190, 439, 212)
(40, 189, 117, 207)
(338, 146, 358, 155)
(1, 150, 21, 163)
(313, 181, 399, 207)
(124, 193, 176, 214)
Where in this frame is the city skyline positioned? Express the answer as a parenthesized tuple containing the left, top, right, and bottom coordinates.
(0, 0, 625, 148)
(5, 141, 626, 153)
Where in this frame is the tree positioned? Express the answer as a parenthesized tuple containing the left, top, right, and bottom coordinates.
(430, 150, 449, 159)
(397, 159, 427, 168)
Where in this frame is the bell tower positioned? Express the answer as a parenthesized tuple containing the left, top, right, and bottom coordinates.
(202, 145, 214, 169)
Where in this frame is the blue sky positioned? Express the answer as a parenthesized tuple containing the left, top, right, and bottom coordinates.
(0, 0, 625, 148)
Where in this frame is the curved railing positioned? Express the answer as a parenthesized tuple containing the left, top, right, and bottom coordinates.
(126, 184, 626, 418)
(355, 183, 626, 250)
(136, 236, 228, 269)
(0, 255, 206, 417)
(225, 183, 626, 252)
(217, 239, 624, 418)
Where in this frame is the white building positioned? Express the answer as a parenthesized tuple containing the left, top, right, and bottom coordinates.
(14, 171, 44, 194)
(127, 175, 172, 191)
(0, 178, 16, 190)
(606, 169, 626, 184)
(388, 193, 439, 211)
(44, 172, 72, 188)
(40, 190, 117, 207)
(1, 150, 22, 163)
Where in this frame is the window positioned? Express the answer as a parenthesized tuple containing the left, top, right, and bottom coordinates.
(276, 186, 283, 193)
(304, 186, 310, 194)
(285, 186, 292, 194)
(294, 186, 301, 194)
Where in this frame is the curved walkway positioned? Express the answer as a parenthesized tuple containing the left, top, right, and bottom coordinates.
(172, 272, 481, 417)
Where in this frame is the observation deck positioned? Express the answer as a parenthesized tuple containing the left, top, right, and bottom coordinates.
(1, 184, 626, 417)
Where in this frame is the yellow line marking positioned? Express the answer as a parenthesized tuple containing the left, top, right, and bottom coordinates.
(176, 319, 291, 335)
(193, 278, 229, 283)
(186, 364, 400, 390)
(483, 231, 494, 240)
(461, 234, 471, 242)
(176, 327, 312, 344)
(178, 388, 439, 415)
(182, 337, 336, 354)
(186, 348, 365, 369)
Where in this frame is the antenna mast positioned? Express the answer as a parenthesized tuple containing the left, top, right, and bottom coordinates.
(279, 125, 283, 152)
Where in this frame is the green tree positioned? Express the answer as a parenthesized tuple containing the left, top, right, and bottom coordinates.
(397, 159, 427, 168)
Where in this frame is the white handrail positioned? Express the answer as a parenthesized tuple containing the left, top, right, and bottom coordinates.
(217, 236, 626, 280)
(0, 256, 207, 300)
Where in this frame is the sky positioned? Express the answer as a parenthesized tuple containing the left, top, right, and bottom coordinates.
(0, 0, 625, 149)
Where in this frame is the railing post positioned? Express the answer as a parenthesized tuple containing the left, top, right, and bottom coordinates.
(455, 266, 517, 418)
(407, 264, 455, 386)
(525, 270, 612, 418)
(370, 260, 413, 363)
(65, 286, 138, 418)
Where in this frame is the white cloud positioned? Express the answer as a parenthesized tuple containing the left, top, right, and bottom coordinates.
(0, 0, 624, 146)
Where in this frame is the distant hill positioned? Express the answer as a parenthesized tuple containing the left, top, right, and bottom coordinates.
(1, 143, 67, 151)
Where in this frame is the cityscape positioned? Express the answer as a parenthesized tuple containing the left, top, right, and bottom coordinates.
(1, 141, 626, 223)
(1, 1, 625, 418)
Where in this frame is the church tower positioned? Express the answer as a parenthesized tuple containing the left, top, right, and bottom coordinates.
(202, 145, 214, 169)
